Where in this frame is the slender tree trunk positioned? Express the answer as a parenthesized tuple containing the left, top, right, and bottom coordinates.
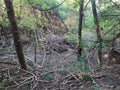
(4, 0, 27, 70)
(78, 0, 84, 57)
(91, 0, 102, 66)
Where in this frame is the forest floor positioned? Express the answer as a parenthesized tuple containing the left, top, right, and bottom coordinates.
(0, 31, 120, 90)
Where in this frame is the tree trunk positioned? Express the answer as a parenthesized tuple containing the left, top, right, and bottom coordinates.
(78, 0, 84, 57)
(4, 0, 27, 70)
(91, 0, 102, 66)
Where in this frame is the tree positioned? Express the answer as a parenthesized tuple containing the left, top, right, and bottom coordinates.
(4, 0, 27, 70)
(78, 0, 84, 57)
(91, 0, 102, 66)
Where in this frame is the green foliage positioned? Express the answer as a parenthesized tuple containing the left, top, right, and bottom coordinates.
(73, 0, 82, 8)
(0, 17, 2, 25)
(100, 4, 120, 17)
(81, 39, 90, 48)
(78, 58, 85, 72)
(93, 85, 102, 90)
(14, 0, 25, 3)
(19, 15, 37, 30)
(0, 77, 10, 90)
(2, 18, 10, 27)
(30, 0, 59, 10)
(19, 15, 47, 31)
(59, 10, 67, 19)
(83, 14, 94, 29)
(58, 70, 69, 76)
(64, 33, 78, 44)
(0, 1, 4, 7)
(0, 11, 10, 27)
(100, 3, 120, 30)
(82, 74, 93, 82)
(27, 60, 39, 69)
(77, 56, 90, 73)
(69, 61, 81, 71)
(31, 0, 69, 20)
(42, 73, 54, 81)
(68, 55, 90, 73)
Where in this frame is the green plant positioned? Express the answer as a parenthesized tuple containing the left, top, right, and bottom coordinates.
(27, 60, 39, 69)
(73, 0, 82, 8)
(77, 55, 91, 73)
(30, 0, 59, 10)
(0, 17, 2, 24)
(59, 10, 67, 19)
(58, 70, 69, 76)
(77, 56, 85, 72)
(19, 16, 36, 30)
(93, 85, 102, 90)
(82, 74, 93, 82)
(2, 18, 10, 27)
(42, 73, 54, 81)
(84, 14, 94, 29)
(64, 33, 78, 44)
(0, 77, 10, 90)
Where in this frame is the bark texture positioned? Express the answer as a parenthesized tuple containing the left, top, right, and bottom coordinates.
(91, 0, 102, 66)
(78, 0, 84, 57)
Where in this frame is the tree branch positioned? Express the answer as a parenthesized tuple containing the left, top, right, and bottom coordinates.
(101, 14, 120, 17)
(104, 32, 120, 43)
(111, 0, 120, 10)
(27, 0, 66, 11)
(103, 21, 120, 37)
(84, 0, 90, 10)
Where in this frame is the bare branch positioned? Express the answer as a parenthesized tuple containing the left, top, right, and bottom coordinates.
(84, 0, 90, 10)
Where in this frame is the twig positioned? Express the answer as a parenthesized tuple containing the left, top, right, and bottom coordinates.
(21, 69, 49, 83)
(32, 82, 38, 90)
(69, 72, 79, 81)
(0, 62, 17, 65)
(17, 76, 34, 89)
(92, 75, 107, 79)
(20, 69, 38, 80)
(7, 69, 10, 77)
(41, 43, 47, 67)
(13, 80, 19, 86)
